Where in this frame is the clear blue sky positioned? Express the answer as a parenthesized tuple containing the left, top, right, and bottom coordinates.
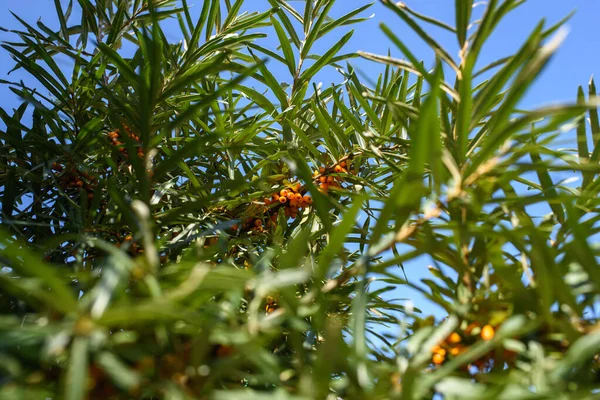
(1, 0, 599, 318)
(1, 0, 599, 109)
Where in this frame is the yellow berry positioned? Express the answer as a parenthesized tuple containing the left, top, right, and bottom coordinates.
(448, 332, 462, 344)
(481, 325, 495, 341)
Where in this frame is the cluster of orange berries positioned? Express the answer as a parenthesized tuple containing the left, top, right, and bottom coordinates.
(203, 236, 218, 248)
(314, 160, 351, 192)
(237, 184, 314, 234)
(53, 162, 97, 201)
(431, 323, 496, 367)
(116, 234, 144, 257)
(241, 217, 272, 233)
(107, 126, 145, 159)
(265, 183, 313, 219)
(265, 296, 278, 313)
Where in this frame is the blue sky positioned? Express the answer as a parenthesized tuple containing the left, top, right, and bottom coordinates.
(1, 0, 599, 319)
(1, 0, 599, 109)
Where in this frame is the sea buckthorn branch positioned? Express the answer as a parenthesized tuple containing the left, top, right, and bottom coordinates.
(52, 162, 98, 201)
(430, 323, 502, 370)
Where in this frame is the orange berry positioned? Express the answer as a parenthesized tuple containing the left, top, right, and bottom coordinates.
(290, 199, 298, 207)
(320, 183, 329, 191)
(294, 193, 302, 201)
(326, 176, 334, 184)
(450, 346, 463, 356)
(481, 325, 495, 341)
(75, 180, 84, 188)
(272, 194, 280, 201)
(319, 176, 327, 183)
(124, 235, 133, 242)
(280, 189, 289, 197)
(286, 192, 294, 200)
(433, 346, 446, 356)
(279, 196, 287, 204)
(319, 167, 325, 173)
(448, 333, 462, 344)
(340, 161, 347, 167)
(303, 195, 312, 204)
(432, 353, 445, 365)
(264, 198, 272, 206)
(334, 165, 342, 173)
(254, 219, 262, 227)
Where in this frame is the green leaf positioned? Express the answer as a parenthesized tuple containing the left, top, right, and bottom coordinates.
(95, 352, 142, 391)
(0, 231, 78, 314)
(98, 43, 138, 89)
(455, 0, 473, 47)
(64, 337, 89, 400)
(529, 139, 565, 224)
(467, 28, 568, 174)
(249, 51, 288, 108)
(318, 2, 375, 39)
(588, 77, 600, 163)
(73, 117, 103, 152)
(270, 16, 296, 76)
(223, 0, 244, 29)
(382, 1, 459, 72)
(301, 0, 335, 59)
(54, 0, 70, 40)
(267, 0, 301, 48)
(317, 196, 364, 281)
(2, 166, 17, 219)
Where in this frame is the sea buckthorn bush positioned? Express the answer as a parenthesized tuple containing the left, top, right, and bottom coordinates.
(1, 0, 600, 399)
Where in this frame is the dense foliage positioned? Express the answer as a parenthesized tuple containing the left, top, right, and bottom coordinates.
(1, 0, 600, 399)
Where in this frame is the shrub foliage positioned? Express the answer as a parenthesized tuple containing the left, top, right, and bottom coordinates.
(1, 0, 600, 399)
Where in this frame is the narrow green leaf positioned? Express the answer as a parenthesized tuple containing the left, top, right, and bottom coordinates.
(98, 43, 138, 89)
(95, 352, 142, 391)
(398, 1, 456, 34)
(73, 117, 103, 152)
(65, 337, 89, 400)
(187, 0, 211, 53)
(301, 0, 335, 58)
(589, 77, 600, 151)
(267, 0, 301, 48)
(529, 136, 565, 224)
(0, 231, 78, 314)
(381, 1, 459, 72)
(298, 30, 353, 87)
(249, 51, 288, 108)
(223, 0, 244, 29)
(270, 16, 296, 76)
(54, 0, 69, 40)
(318, 2, 375, 39)
(455, 0, 473, 47)
(317, 197, 364, 281)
